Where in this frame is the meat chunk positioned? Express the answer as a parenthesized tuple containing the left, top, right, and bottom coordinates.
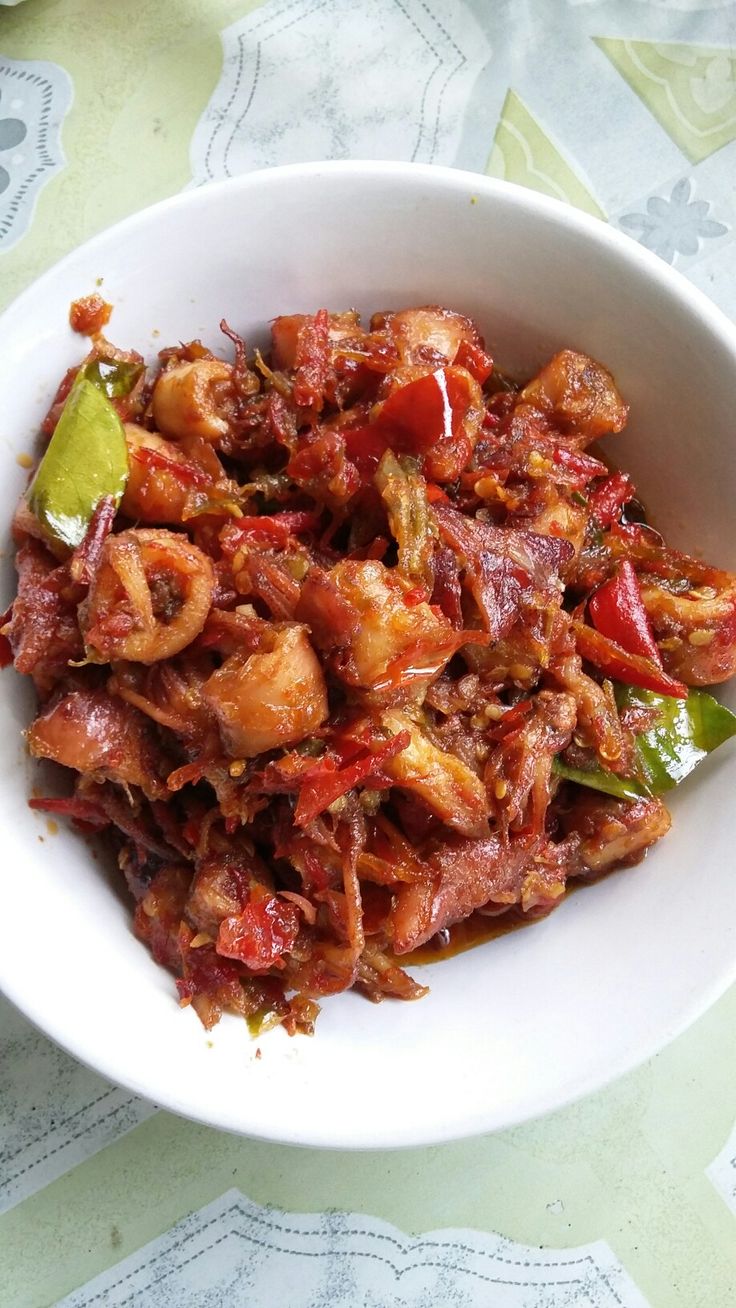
(296, 559, 461, 705)
(380, 709, 488, 838)
(484, 690, 576, 835)
(152, 359, 237, 442)
(390, 832, 540, 954)
(372, 305, 481, 367)
(134, 864, 191, 971)
(271, 310, 362, 369)
(519, 350, 628, 446)
(28, 689, 166, 799)
(7, 539, 83, 689)
(203, 624, 328, 758)
(185, 850, 269, 936)
(561, 792, 671, 874)
(640, 570, 736, 686)
(551, 652, 631, 773)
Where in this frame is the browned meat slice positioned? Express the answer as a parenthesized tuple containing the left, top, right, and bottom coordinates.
(390, 832, 541, 954)
(203, 624, 328, 758)
(561, 792, 671, 874)
(27, 688, 167, 799)
(518, 349, 628, 446)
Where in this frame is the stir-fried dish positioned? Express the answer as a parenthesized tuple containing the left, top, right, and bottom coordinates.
(6, 299, 736, 1034)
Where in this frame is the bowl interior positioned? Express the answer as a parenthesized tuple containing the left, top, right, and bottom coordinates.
(0, 163, 734, 1147)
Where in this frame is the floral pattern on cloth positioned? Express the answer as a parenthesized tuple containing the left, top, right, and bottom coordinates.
(0, 56, 72, 253)
(0, 997, 155, 1216)
(189, 0, 492, 182)
(56, 1187, 653, 1308)
(619, 176, 729, 264)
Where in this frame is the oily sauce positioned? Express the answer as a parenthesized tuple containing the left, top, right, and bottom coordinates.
(402, 881, 584, 965)
(403, 907, 537, 965)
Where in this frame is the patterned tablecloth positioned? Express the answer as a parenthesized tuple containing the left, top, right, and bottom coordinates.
(1, 2, 736, 1305)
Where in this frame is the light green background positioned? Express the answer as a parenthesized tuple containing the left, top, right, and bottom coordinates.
(1, 3, 735, 1305)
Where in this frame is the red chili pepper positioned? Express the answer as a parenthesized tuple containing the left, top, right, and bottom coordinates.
(294, 731, 411, 826)
(374, 367, 468, 455)
(453, 339, 494, 385)
(344, 371, 476, 484)
(609, 520, 664, 549)
(487, 698, 534, 740)
(589, 560, 661, 662)
(230, 510, 321, 548)
(403, 586, 430, 607)
(70, 495, 117, 585)
(482, 411, 501, 431)
(573, 620, 688, 699)
(551, 446, 608, 485)
(341, 424, 389, 479)
(28, 795, 110, 829)
(425, 482, 451, 504)
(588, 471, 634, 527)
(41, 366, 77, 437)
(132, 445, 211, 488)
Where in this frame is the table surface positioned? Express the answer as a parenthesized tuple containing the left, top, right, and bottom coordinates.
(1, 2, 736, 1305)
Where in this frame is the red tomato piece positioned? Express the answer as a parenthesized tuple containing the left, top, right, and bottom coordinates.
(217, 894, 300, 971)
(374, 367, 465, 455)
(453, 339, 494, 384)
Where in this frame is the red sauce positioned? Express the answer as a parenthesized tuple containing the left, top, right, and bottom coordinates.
(403, 907, 536, 964)
(69, 293, 112, 336)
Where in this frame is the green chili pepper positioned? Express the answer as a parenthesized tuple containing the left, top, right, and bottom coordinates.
(81, 357, 144, 399)
(27, 376, 129, 550)
(615, 684, 736, 792)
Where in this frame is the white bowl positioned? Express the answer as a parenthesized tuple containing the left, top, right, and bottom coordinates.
(1, 161, 735, 1149)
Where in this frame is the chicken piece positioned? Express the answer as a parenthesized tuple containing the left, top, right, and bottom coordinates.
(519, 493, 587, 560)
(484, 691, 576, 834)
(185, 849, 270, 936)
(379, 709, 488, 837)
(152, 359, 237, 442)
(121, 426, 225, 525)
(7, 538, 83, 688)
(134, 864, 191, 971)
(551, 651, 631, 772)
(296, 559, 461, 705)
(203, 623, 328, 758)
(271, 310, 362, 369)
(519, 350, 628, 446)
(639, 568, 736, 685)
(122, 426, 192, 523)
(135, 863, 249, 1029)
(109, 656, 217, 743)
(561, 792, 671, 874)
(371, 305, 481, 368)
(27, 688, 166, 799)
(390, 831, 541, 954)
